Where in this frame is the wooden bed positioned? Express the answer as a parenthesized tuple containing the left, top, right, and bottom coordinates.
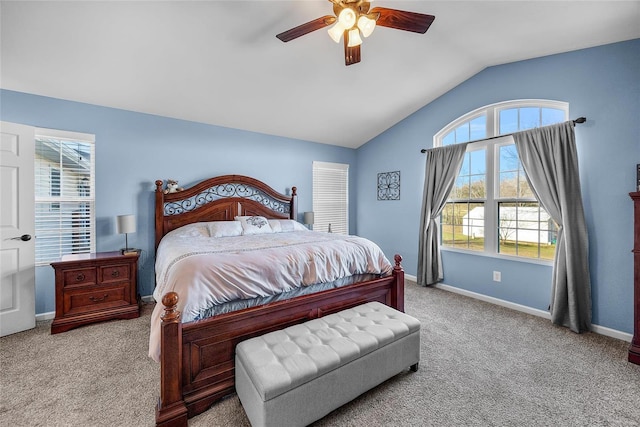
(153, 175, 405, 427)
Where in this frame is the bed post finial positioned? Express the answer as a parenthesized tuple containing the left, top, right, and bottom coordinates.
(161, 292, 181, 322)
(156, 180, 164, 193)
(291, 186, 297, 196)
(394, 254, 403, 270)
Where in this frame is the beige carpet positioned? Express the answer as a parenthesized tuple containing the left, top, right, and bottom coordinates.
(1, 281, 639, 426)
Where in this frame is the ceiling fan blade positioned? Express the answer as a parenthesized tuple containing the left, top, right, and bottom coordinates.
(276, 15, 336, 42)
(344, 31, 361, 66)
(370, 7, 435, 34)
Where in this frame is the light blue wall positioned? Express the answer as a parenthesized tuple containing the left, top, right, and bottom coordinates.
(356, 39, 640, 334)
(3, 39, 638, 334)
(0, 90, 358, 314)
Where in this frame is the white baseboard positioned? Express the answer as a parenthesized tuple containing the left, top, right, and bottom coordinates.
(434, 282, 552, 320)
(404, 274, 632, 343)
(590, 324, 633, 342)
(36, 311, 55, 322)
(141, 295, 155, 303)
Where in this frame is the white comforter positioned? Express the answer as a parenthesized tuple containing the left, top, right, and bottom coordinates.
(149, 226, 392, 361)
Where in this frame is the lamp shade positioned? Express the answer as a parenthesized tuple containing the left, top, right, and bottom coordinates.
(328, 22, 345, 43)
(347, 28, 362, 47)
(357, 15, 376, 37)
(303, 212, 315, 225)
(337, 7, 356, 28)
(116, 214, 136, 234)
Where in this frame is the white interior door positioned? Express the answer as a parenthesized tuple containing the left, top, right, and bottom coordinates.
(0, 121, 36, 336)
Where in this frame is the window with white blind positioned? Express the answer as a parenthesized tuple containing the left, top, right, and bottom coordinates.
(35, 129, 95, 265)
(312, 161, 349, 234)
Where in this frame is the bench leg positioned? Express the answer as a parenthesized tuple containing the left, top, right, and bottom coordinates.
(410, 362, 419, 372)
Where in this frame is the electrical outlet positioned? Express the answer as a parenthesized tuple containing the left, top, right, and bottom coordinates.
(493, 271, 501, 282)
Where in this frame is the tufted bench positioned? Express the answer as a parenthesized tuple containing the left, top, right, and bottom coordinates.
(235, 302, 421, 427)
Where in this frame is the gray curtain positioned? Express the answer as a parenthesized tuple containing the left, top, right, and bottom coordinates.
(418, 143, 468, 286)
(513, 121, 591, 333)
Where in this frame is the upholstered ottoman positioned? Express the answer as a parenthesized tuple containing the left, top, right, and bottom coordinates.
(235, 302, 421, 427)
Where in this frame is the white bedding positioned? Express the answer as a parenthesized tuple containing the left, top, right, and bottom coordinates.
(148, 223, 392, 361)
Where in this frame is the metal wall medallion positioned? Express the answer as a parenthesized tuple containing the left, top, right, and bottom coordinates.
(377, 171, 400, 201)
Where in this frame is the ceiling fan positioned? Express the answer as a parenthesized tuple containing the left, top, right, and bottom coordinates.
(276, 0, 435, 66)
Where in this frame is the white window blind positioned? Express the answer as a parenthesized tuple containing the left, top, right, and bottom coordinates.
(312, 161, 349, 234)
(35, 130, 95, 265)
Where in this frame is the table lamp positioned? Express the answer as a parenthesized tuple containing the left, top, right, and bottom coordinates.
(303, 212, 314, 230)
(116, 214, 136, 254)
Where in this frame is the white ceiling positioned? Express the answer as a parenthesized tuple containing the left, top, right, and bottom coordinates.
(1, 1, 639, 148)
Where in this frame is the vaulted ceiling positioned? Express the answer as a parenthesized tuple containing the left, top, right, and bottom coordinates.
(1, 1, 639, 148)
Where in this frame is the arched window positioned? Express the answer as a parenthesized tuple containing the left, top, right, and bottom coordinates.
(435, 100, 568, 261)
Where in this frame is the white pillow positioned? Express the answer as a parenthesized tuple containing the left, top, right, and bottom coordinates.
(235, 216, 273, 235)
(268, 219, 282, 233)
(268, 219, 307, 233)
(208, 221, 243, 238)
(168, 222, 210, 238)
(290, 220, 308, 231)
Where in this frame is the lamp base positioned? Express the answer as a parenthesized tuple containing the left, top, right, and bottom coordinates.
(121, 248, 139, 255)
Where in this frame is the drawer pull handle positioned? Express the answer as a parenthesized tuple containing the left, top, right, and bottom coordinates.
(89, 294, 108, 303)
(76, 273, 85, 282)
(111, 270, 120, 277)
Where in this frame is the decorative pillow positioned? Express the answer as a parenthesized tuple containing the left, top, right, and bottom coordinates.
(235, 216, 273, 235)
(268, 219, 307, 233)
(207, 221, 243, 238)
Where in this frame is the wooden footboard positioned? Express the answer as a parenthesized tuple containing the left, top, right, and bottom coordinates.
(156, 255, 405, 427)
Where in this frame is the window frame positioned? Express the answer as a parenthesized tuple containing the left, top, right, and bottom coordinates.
(34, 128, 96, 266)
(434, 100, 568, 264)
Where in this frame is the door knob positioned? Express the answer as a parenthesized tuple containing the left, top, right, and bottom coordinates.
(10, 234, 32, 241)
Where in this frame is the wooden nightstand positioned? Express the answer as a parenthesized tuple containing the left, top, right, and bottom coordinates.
(50, 251, 140, 334)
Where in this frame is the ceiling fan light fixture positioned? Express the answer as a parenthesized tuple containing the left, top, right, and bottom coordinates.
(357, 15, 376, 37)
(328, 8, 357, 43)
(347, 28, 363, 47)
(277, 3, 435, 66)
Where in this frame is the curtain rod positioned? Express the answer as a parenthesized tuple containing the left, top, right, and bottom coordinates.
(420, 117, 587, 153)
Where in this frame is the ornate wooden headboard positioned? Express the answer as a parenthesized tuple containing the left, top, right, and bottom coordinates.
(155, 175, 297, 249)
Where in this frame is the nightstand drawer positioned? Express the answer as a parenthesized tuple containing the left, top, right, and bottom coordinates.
(62, 268, 96, 287)
(64, 285, 129, 315)
(98, 264, 130, 284)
